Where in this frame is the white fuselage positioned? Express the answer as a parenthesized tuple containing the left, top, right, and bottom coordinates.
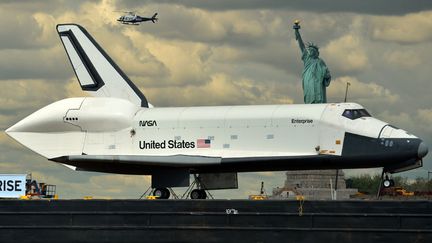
(6, 97, 425, 174)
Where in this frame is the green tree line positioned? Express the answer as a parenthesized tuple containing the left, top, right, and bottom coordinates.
(346, 175, 432, 195)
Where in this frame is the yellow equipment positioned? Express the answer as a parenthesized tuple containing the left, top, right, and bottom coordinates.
(250, 195, 268, 200)
(394, 187, 414, 196)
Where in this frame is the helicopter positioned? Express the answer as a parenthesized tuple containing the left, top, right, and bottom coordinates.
(116, 11, 158, 25)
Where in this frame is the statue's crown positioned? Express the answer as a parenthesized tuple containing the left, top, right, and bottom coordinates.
(307, 42, 319, 50)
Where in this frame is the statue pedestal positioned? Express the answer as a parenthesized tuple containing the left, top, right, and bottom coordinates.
(271, 170, 358, 200)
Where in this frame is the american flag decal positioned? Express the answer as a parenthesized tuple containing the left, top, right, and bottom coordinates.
(197, 139, 211, 148)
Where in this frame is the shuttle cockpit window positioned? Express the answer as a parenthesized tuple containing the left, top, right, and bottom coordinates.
(342, 109, 371, 120)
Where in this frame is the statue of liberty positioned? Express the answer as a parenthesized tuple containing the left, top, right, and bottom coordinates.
(293, 20, 331, 104)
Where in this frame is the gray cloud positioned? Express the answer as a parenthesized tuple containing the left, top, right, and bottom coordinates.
(0, 47, 71, 80)
(119, 0, 432, 15)
(0, 11, 51, 50)
(368, 11, 432, 44)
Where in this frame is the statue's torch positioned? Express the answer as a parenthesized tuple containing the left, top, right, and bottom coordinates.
(293, 20, 301, 30)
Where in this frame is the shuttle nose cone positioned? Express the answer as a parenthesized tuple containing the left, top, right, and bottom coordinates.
(5, 120, 24, 133)
(418, 142, 428, 159)
(5, 125, 13, 134)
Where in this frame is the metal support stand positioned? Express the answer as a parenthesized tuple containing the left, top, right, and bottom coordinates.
(376, 170, 385, 199)
(139, 186, 153, 199)
(428, 171, 432, 200)
(181, 174, 214, 199)
(139, 174, 216, 200)
(334, 169, 339, 200)
(168, 188, 179, 199)
(344, 82, 351, 102)
(139, 186, 178, 199)
(181, 180, 197, 199)
(198, 175, 214, 199)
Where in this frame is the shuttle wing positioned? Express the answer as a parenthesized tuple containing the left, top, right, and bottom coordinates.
(55, 154, 222, 166)
(56, 24, 149, 108)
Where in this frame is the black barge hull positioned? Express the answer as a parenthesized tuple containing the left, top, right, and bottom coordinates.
(0, 199, 431, 242)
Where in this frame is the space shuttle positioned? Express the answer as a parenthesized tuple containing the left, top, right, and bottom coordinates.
(5, 24, 428, 199)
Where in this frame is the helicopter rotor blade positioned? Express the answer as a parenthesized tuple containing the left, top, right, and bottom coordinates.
(113, 10, 136, 14)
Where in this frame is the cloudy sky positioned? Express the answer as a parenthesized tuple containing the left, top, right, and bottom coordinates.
(1, 0, 432, 199)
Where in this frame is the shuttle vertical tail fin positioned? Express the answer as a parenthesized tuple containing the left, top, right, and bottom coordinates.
(57, 24, 149, 107)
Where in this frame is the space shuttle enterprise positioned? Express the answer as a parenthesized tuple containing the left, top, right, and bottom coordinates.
(6, 24, 428, 199)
